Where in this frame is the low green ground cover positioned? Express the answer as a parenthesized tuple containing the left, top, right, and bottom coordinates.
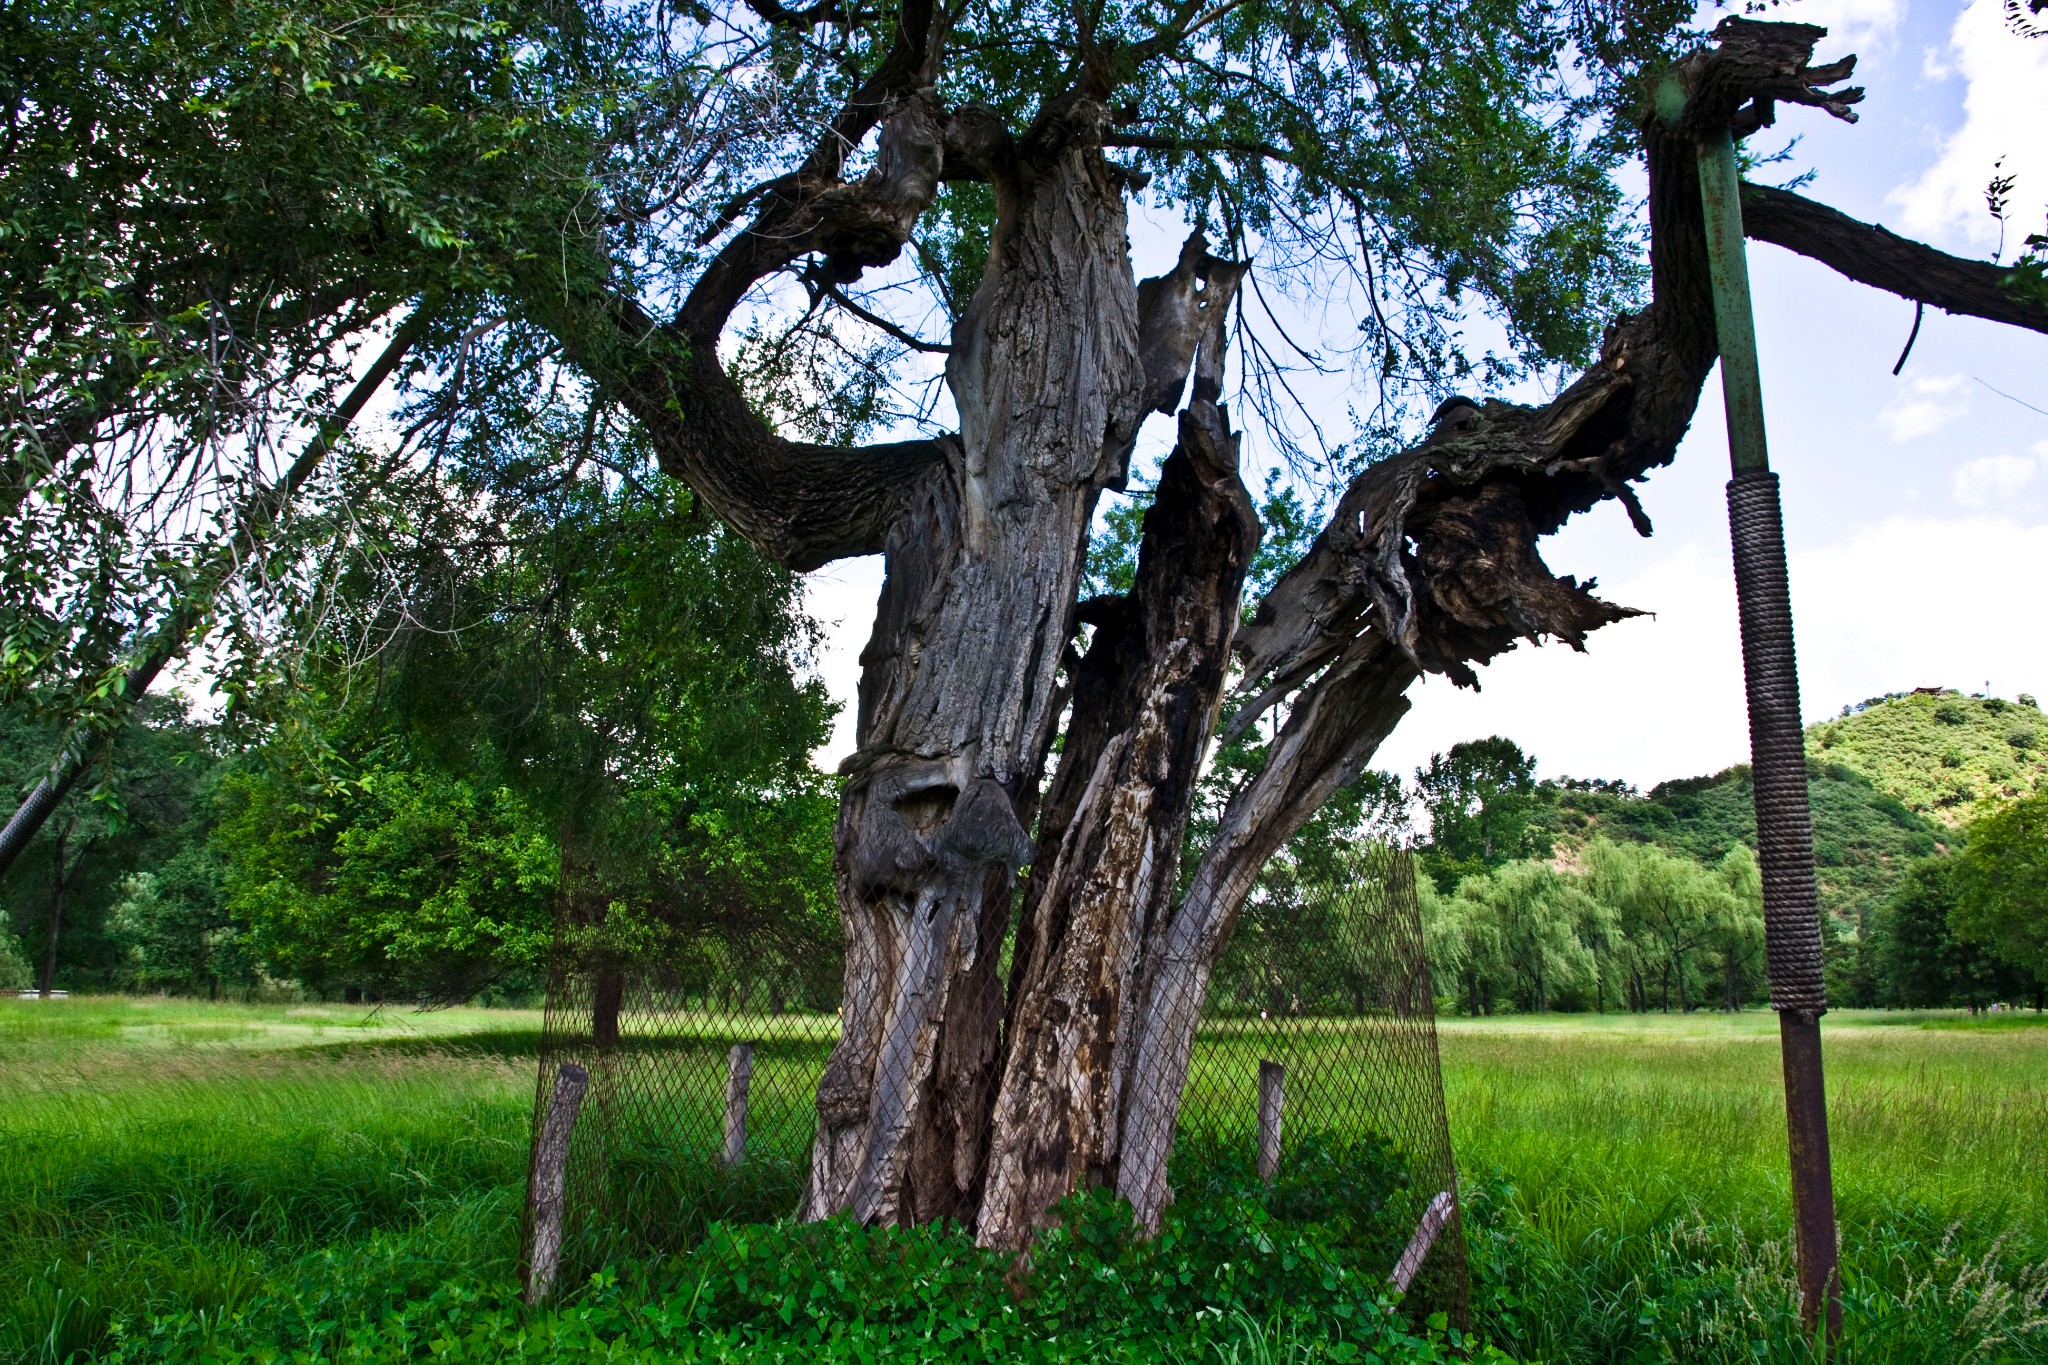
(2, 998, 2043, 1363)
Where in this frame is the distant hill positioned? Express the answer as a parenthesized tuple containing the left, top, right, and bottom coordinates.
(1807, 690, 2046, 827)
(1545, 762, 1942, 935)
(1540, 691, 2044, 935)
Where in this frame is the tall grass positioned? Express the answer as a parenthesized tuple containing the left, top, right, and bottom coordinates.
(0, 999, 539, 1361)
(2, 999, 2044, 1362)
(1442, 1011, 2048, 1362)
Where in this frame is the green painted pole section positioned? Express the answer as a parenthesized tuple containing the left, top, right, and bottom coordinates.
(1696, 129, 1771, 475)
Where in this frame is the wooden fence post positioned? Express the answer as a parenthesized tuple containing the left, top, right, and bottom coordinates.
(1257, 1059, 1285, 1182)
(724, 1042, 755, 1168)
(526, 1061, 589, 1305)
(1391, 1189, 1456, 1292)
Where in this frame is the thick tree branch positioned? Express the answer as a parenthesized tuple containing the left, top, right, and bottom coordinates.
(1129, 28, 1836, 1176)
(0, 301, 437, 880)
(531, 1, 962, 572)
(1186, 19, 2046, 988)
(1742, 183, 2048, 334)
(741, 0, 862, 28)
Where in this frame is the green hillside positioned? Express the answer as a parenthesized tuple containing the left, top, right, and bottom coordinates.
(1545, 761, 1943, 935)
(1808, 690, 2047, 826)
(1540, 692, 2043, 924)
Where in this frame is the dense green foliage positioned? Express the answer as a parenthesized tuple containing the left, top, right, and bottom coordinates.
(1414, 739, 1551, 892)
(2, 464, 839, 1001)
(1421, 838, 1763, 1016)
(214, 758, 559, 1000)
(7, 999, 2043, 1365)
(1870, 857, 2032, 1011)
(1952, 790, 2048, 990)
(1548, 760, 1943, 936)
(1404, 696, 2048, 1014)
(0, 0, 615, 731)
(1809, 691, 2048, 827)
(210, 454, 841, 1001)
(0, 697, 224, 992)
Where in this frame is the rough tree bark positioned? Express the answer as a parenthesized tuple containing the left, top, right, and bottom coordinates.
(977, 238, 1257, 1249)
(531, 14, 2048, 1249)
(799, 95, 1149, 1226)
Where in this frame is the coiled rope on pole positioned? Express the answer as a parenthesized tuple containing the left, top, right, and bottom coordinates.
(1726, 470, 1829, 1016)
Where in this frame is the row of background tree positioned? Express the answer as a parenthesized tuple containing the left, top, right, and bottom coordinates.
(6, 661, 2042, 1015)
(1388, 688, 2047, 1014)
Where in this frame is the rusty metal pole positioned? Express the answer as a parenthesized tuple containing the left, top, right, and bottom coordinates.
(1695, 122, 1844, 1344)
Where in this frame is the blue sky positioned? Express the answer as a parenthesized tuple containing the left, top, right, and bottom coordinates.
(805, 0, 2048, 789)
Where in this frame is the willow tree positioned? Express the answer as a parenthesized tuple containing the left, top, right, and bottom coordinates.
(513, 3, 2048, 1247)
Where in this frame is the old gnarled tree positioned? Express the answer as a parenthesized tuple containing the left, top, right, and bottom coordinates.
(530, 10, 2048, 1249)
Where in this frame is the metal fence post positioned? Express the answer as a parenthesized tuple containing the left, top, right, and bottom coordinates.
(1695, 121, 1843, 1345)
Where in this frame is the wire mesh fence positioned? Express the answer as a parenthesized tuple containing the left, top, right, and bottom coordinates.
(1185, 844, 1468, 1316)
(524, 842, 1466, 1318)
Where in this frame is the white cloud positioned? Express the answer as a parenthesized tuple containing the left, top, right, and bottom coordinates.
(803, 555, 885, 768)
(1373, 515, 2048, 788)
(1889, 0, 2048, 253)
(1878, 373, 1971, 441)
(1781, 0, 1905, 50)
(799, 514, 2048, 797)
(1374, 544, 1747, 789)
(1791, 513, 2048, 708)
(1952, 449, 2040, 508)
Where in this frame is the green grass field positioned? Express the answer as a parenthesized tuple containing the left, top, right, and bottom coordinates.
(2, 998, 2043, 1362)
(1439, 1012, 2048, 1362)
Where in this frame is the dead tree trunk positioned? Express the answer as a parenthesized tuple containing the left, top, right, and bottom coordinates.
(977, 240, 1257, 1246)
(526, 11, 2047, 1248)
(801, 99, 1146, 1226)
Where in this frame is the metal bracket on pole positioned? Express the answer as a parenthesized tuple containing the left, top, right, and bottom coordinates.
(1689, 111, 1844, 1345)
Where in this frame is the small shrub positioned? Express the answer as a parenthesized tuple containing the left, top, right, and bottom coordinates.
(0, 913, 31, 991)
(2010, 726, 2038, 751)
(1935, 701, 1969, 726)
(1941, 750, 1965, 769)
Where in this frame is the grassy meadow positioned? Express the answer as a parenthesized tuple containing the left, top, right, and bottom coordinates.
(1440, 1012, 2048, 1361)
(1, 998, 2043, 1362)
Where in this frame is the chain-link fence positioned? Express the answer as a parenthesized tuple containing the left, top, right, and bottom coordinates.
(523, 843, 1465, 1318)
(1185, 843, 1468, 1316)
